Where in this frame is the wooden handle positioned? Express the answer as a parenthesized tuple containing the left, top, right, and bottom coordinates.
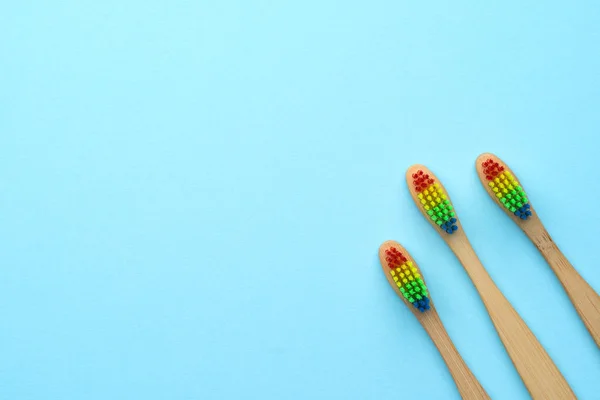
(452, 236, 576, 399)
(420, 310, 490, 400)
(523, 223, 600, 348)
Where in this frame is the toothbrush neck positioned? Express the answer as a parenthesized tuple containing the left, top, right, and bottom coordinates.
(448, 234, 493, 284)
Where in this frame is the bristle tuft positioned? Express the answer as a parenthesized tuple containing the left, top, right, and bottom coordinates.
(484, 158, 533, 220)
(412, 170, 435, 193)
(385, 247, 430, 312)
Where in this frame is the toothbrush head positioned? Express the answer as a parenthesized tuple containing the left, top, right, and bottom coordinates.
(379, 240, 431, 313)
(406, 165, 460, 235)
(476, 154, 533, 221)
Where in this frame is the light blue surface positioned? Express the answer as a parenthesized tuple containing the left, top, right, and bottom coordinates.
(2, 1, 600, 399)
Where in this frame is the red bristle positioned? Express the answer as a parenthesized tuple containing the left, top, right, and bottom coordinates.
(418, 170, 423, 175)
(486, 175, 493, 180)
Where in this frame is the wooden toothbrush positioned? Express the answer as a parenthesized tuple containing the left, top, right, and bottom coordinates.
(378, 240, 490, 400)
(475, 153, 600, 348)
(406, 165, 576, 399)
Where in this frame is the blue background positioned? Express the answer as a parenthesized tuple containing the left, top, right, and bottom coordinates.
(2, 1, 600, 399)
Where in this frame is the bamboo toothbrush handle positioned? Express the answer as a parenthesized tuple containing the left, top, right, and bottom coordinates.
(524, 226, 600, 347)
(421, 310, 490, 400)
(451, 239, 576, 399)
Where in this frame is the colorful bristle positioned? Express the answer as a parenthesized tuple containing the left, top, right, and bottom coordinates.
(384, 247, 430, 312)
(411, 170, 459, 234)
(482, 159, 533, 220)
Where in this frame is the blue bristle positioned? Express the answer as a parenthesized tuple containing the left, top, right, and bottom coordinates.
(440, 222, 459, 234)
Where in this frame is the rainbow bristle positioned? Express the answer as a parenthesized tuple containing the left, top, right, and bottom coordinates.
(482, 159, 533, 220)
(411, 169, 459, 234)
(384, 247, 430, 312)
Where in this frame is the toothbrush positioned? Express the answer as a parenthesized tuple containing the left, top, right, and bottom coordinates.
(475, 153, 600, 347)
(378, 240, 490, 400)
(406, 165, 576, 399)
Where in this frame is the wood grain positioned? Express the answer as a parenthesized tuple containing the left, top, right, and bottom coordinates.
(476, 152, 600, 348)
(406, 165, 576, 400)
(379, 240, 490, 400)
